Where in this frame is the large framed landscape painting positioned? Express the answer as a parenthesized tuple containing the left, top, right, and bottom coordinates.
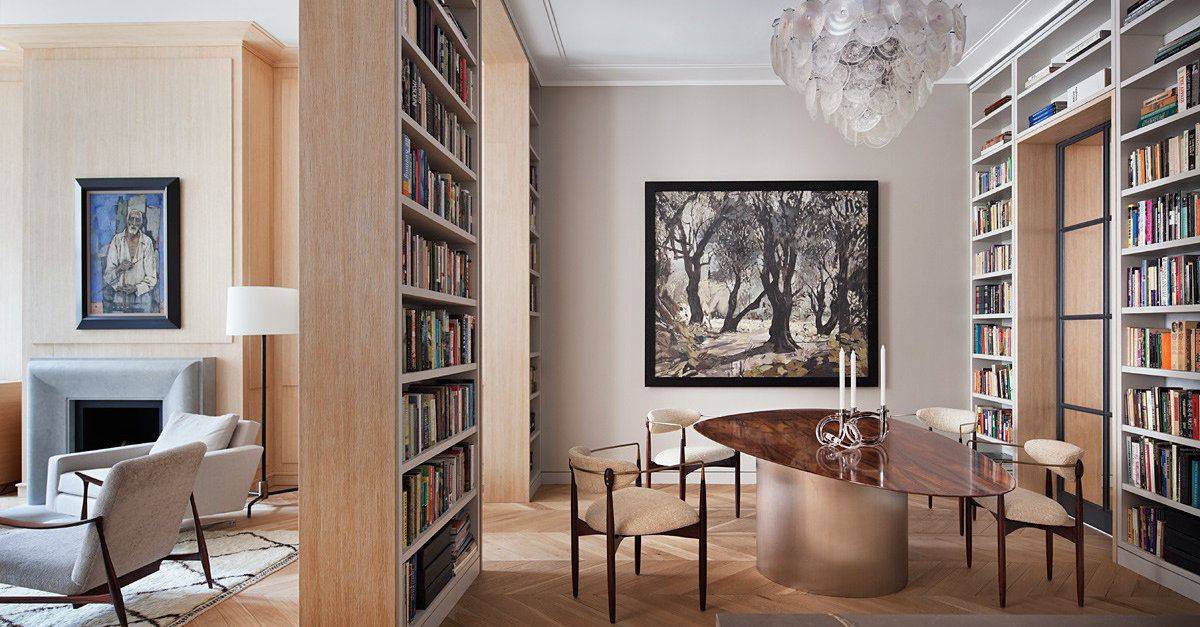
(645, 180, 878, 387)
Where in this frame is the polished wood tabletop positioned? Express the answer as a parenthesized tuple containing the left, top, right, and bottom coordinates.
(695, 408, 1014, 498)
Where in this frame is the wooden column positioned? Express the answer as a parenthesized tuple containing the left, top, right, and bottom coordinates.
(299, 0, 398, 622)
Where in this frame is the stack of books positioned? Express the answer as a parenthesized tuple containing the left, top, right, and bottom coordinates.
(1126, 436, 1200, 510)
(1128, 124, 1200, 187)
(982, 94, 1011, 117)
(1126, 190, 1200, 248)
(1024, 63, 1064, 89)
(1125, 0, 1168, 26)
(980, 130, 1011, 154)
(974, 283, 1011, 315)
(974, 198, 1012, 236)
(1053, 28, 1110, 65)
(975, 406, 1013, 443)
(1125, 254, 1200, 307)
(449, 510, 475, 563)
(406, 523, 456, 619)
(1125, 321, 1200, 371)
(1028, 101, 1067, 128)
(972, 363, 1012, 400)
(1140, 87, 1180, 128)
(1162, 508, 1200, 574)
(973, 243, 1012, 275)
(1125, 386, 1200, 440)
(1155, 26, 1200, 64)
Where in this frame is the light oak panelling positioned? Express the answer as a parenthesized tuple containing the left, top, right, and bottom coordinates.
(0, 382, 20, 489)
(271, 66, 300, 486)
(299, 0, 399, 621)
(482, 0, 532, 503)
(0, 74, 21, 382)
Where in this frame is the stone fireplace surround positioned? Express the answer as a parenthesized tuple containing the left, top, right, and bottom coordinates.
(24, 357, 215, 504)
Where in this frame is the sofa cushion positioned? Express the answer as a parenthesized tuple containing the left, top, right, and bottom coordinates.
(150, 412, 238, 455)
(56, 467, 113, 498)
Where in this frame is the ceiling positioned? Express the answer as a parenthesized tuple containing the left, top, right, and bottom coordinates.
(505, 0, 1074, 86)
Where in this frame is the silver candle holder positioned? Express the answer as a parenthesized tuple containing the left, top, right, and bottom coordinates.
(815, 405, 892, 450)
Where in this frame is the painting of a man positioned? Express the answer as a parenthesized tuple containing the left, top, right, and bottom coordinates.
(86, 192, 165, 316)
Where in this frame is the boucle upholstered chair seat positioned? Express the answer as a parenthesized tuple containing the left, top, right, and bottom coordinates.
(645, 408, 743, 518)
(974, 486, 1072, 526)
(652, 444, 734, 466)
(582, 487, 700, 535)
(915, 407, 976, 433)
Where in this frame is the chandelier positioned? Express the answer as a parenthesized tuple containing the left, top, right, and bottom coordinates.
(771, 0, 965, 147)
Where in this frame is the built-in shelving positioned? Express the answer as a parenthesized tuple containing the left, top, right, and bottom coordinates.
(971, 181, 1013, 204)
(1122, 235, 1200, 255)
(528, 72, 543, 497)
(1122, 366, 1200, 380)
(1122, 424, 1200, 449)
(400, 195, 477, 244)
(973, 225, 1013, 241)
(400, 111, 477, 182)
(972, 392, 1014, 406)
(401, 426, 479, 474)
(972, 269, 1014, 281)
(1120, 168, 1200, 200)
(973, 353, 1015, 362)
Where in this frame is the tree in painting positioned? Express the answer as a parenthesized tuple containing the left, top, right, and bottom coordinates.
(650, 184, 873, 383)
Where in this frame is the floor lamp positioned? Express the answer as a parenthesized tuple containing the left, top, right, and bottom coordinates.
(227, 286, 299, 517)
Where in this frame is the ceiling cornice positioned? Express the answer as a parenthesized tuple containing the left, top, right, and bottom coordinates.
(0, 21, 289, 65)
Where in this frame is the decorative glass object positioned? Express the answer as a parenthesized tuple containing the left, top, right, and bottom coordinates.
(772, 0, 965, 147)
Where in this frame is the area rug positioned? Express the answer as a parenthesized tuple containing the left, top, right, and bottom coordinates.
(0, 529, 298, 626)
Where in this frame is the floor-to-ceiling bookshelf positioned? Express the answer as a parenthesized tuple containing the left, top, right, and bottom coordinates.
(398, 0, 482, 624)
(529, 72, 543, 496)
(968, 0, 1200, 601)
(1112, 0, 1200, 602)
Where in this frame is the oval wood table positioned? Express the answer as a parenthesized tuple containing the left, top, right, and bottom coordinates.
(695, 408, 1014, 598)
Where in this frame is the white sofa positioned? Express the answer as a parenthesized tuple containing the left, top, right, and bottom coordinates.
(44, 412, 263, 519)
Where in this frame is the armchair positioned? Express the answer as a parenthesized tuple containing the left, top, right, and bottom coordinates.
(914, 407, 977, 535)
(45, 412, 263, 519)
(645, 408, 741, 517)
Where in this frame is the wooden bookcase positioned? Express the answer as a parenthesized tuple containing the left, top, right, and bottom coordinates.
(529, 72, 543, 496)
(967, 0, 1200, 600)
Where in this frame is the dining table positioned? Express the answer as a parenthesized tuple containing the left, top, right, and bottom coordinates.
(694, 408, 1015, 598)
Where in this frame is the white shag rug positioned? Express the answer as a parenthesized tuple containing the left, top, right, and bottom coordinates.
(0, 529, 298, 626)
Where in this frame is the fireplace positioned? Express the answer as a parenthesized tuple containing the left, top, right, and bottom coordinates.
(72, 400, 163, 453)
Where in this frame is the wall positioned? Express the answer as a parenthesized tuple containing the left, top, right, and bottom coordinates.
(0, 53, 20, 383)
(538, 84, 969, 482)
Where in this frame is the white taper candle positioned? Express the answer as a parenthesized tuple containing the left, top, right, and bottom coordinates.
(880, 345, 886, 406)
(850, 351, 857, 409)
(838, 348, 845, 411)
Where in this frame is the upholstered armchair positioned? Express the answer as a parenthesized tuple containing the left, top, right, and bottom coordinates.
(645, 408, 741, 517)
(568, 443, 708, 623)
(915, 407, 977, 535)
(44, 411, 263, 519)
(966, 439, 1086, 607)
(0, 443, 211, 627)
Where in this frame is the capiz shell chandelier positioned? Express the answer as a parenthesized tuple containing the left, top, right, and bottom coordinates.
(771, 0, 965, 147)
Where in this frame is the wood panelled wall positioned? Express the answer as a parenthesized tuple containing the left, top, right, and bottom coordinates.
(0, 23, 300, 488)
(0, 51, 21, 385)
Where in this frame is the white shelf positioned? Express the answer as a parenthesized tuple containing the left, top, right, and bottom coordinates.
(401, 426, 478, 474)
(400, 489, 479, 562)
(972, 353, 1014, 362)
(974, 432, 1012, 445)
(1122, 305, 1200, 314)
(972, 269, 1013, 281)
(1122, 365, 1200, 380)
(1122, 483, 1200, 518)
(972, 225, 1013, 242)
(972, 392, 1014, 406)
(1121, 105, 1200, 144)
(530, 144, 540, 162)
(400, 363, 478, 385)
(1122, 168, 1200, 200)
(400, 284, 476, 307)
(1015, 37, 1111, 101)
(972, 101, 1012, 129)
(972, 141, 1012, 165)
(529, 105, 540, 127)
(1123, 0, 1196, 36)
(1122, 235, 1200, 256)
(1122, 424, 1200, 448)
(972, 313, 1013, 320)
(971, 182, 1013, 204)
(1122, 39, 1200, 90)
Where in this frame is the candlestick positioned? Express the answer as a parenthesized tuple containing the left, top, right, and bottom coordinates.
(850, 351, 857, 409)
(880, 345, 886, 407)
(838, 348, 845, 411)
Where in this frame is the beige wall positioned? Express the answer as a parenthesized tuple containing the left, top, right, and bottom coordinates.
(0, 59, 21, 383)
(537, 84, 969, 482)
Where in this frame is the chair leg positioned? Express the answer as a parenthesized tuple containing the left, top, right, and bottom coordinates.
(634, 536, 642, 575)
(958, 497, 964, 536)
(965, 500, 973, 568)
(95, 519, 129, 627)
(190, 495, 215, 588)
(928, 494, 932, 509)
(606, 531, 617, 623)
(734, 454, 741, 519)
(570, 525, 580, 598)
(1075, 528, 1085, 606)
(1046, 529, 1053, 581)
(997, 502, 1007, 608)
(699, 525, 707, 611)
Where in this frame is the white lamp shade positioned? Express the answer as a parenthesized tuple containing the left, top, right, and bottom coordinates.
(226, 286, 299, 336)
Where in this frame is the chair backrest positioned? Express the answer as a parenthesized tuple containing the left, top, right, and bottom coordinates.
(228, 419, 261, 448)
(914, 407, 975, 434)
(71, 442, 206, 589)
(149, 411, 240, 455)
(646, 408, 701, 434)
(567, 446, 639, 494)
(1025, 439, 1083, 479)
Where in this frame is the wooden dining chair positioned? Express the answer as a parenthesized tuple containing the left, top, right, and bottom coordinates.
(965, 439, 1085, 607)
(568, 443, 707, 623)
(914, 407, 977, 536)
(645, 408, 741, 517)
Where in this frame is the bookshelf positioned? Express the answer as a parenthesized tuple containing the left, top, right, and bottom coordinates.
(399, 0, 482, 624)
(529, 72, 543, 497)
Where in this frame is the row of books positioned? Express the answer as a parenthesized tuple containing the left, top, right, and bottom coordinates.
(974, 283, 1011, 315)
(403, 510, 472, 620)
(972, 363, 1012, 400)
(973, 243, 1011, 275)
(530, 163, 539, 191)
(979, 130, 1010, 155)
(405, 308, 476, 371)
(1127, 436, 1200, 509)
(1126, 504, 1200, 576)
(402, 57, 474, 169)
(530, 241, 539, 271)
(981, 94, 1010, 117)
(1125, 255, 1200, 307)
(1125, 191, 1200, 248)
(1125, 322, 1200, 372)
(1124, 0, 1167, 25)
(973, 323, 1011, 357)
(1125, 386, 1200, 440)
(402, 225, 473, 297)
(1028, 101, 1067, 129)
(531, 360, 539, 394)
(401, 444, 476, 546)
(1155, 24, 1200, 65)
(974, 198, 1012, 236)
(1139, 85, 1180, 130)
(530, 198, 538, 226)
(406, 0, 475, 109)
(530, 277, 539, 313)
(401, 134, 474, 234)
(1127, 124, 1199, 188)
(402, 381, 477, 461)
(974, 157, 1012, 197)
(976, 406, 1013, 443)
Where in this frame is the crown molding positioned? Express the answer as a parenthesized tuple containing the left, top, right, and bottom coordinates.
(0, 21, 291, 66)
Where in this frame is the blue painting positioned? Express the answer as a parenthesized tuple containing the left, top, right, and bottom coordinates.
(85, 191, 166, 316)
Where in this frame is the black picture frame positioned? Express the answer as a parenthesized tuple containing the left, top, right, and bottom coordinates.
(76, 177, 181, 330)
(645, 179, 879, 388)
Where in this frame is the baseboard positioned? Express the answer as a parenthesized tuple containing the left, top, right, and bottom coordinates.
(541, 469, 756, 485)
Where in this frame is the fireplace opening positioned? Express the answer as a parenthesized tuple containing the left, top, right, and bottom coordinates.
(72, 400, 163, 453)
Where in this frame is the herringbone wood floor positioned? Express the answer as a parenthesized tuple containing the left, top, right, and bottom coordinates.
(445, 484, 1200, 625)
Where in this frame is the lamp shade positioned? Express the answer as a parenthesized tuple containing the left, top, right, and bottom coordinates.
(226, 286, 299, 336)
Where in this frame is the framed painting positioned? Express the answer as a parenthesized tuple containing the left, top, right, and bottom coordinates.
(76, 177, 181, 329)
(645, 180, 878, 387)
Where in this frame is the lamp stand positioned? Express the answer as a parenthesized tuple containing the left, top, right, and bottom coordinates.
(246, 334, 297, 517)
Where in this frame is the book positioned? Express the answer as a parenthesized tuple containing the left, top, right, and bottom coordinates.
(1155, 26, 1200, 63)
(983, 94, 1011, 116)
(1142, 88, 1178, 116)
(1028, 101, 1067, 127)
(1140, 103, 1179, 128)
(1057, 68, 1111, 107)
(1125, 0, 1167, 25)
(1024, 63, 1064, 89)
(980, 130, 1011, 152)
(1054, 28, 1110, 64)
(1128, 123, 1200, 186)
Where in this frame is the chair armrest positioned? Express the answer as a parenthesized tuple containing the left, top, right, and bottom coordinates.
(76, 471, 104, 487)
(193, 445, 264, 515)
(46, 443, 153, 503)
(0, 514, 100, 530)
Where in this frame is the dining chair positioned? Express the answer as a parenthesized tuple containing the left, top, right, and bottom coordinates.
(914, 407, 977, 536)
(645, 408, 741, 517)
(965, 439, 1085, 607)
(568, 443, 707, 623)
